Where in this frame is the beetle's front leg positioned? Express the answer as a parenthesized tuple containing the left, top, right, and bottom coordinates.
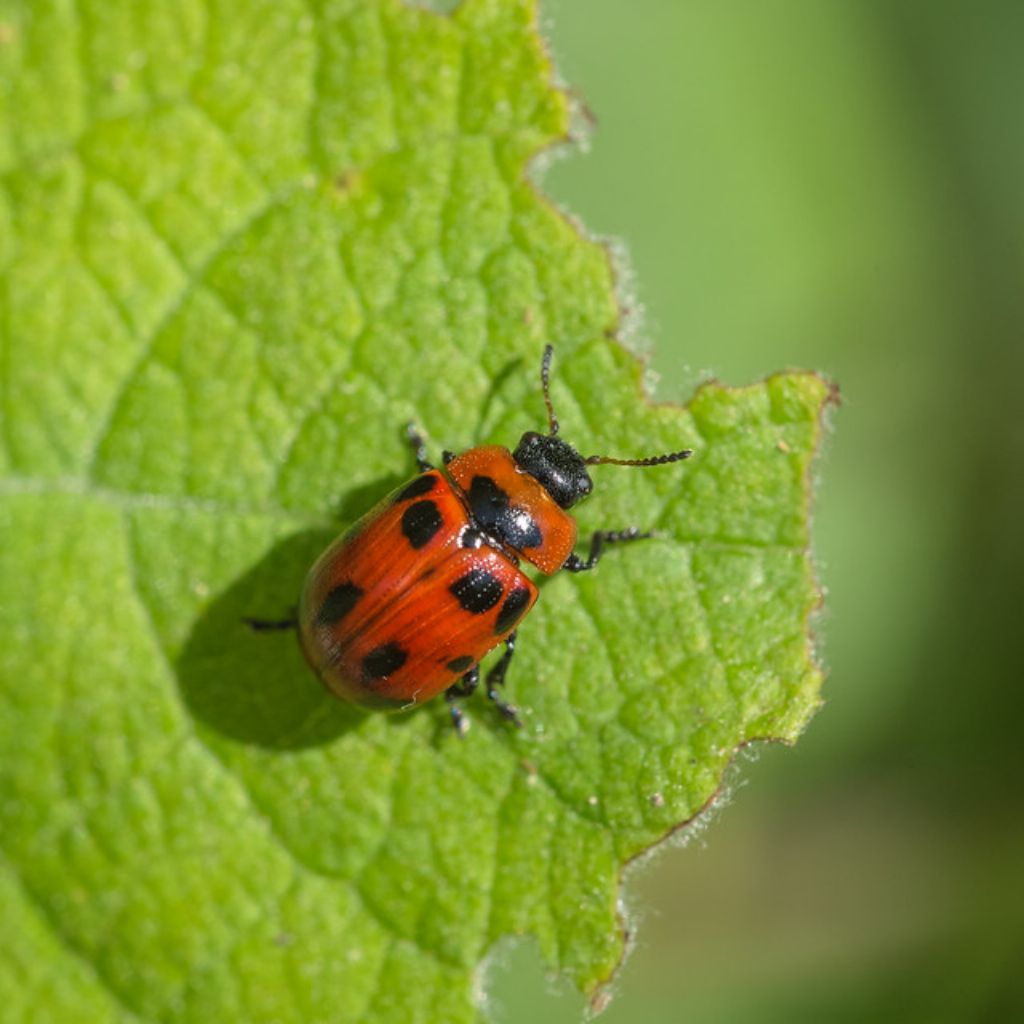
(562, 527, 654, 573)
(404, 423, 433, 472)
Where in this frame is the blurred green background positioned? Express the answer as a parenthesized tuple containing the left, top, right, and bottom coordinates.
(488, 1, 1024, 1021)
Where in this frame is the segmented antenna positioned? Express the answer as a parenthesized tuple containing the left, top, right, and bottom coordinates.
(540, 344, 559, 436)
(585, 449, 693, 467)
(541, 344, 693, 467)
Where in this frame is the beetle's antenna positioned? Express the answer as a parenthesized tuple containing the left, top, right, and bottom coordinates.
(540, 344, 559, 436)
(585, 449, 693, 467)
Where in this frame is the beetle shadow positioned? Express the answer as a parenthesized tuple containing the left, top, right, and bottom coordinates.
(176, 474, 416, 751)
(333, 470, 406, 523)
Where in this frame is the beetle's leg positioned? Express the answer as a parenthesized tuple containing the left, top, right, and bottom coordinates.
(484, 631, 523, 727)
(446, 664, 480, 736)
(448, 665, 480, 699)
(243, 614, 298, 632)
(562, 527, 654, 573)
(405, 422, 433, 472)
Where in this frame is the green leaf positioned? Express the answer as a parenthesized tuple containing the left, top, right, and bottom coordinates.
(0, 0, 832, 1020)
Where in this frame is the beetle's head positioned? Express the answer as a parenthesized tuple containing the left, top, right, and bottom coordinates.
(515, 345, 693, 509)
(512, 431, 593, 509)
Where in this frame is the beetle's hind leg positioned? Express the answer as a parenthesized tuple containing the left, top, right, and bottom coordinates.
(243, 613, 298, 632)
(446, 665, 480, 737)
(484, 631, 523, 728)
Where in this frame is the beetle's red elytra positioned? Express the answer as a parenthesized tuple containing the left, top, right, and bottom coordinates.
(248, 346, 692, 734)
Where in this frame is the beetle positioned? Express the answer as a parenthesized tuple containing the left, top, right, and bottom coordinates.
(248, 346, 691, 734)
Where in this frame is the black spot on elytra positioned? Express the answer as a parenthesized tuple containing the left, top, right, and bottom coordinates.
(446, 655, 474, 673)
(316, 581, 363, 627)
(401, 499, 443, 549)
(395, 474, 437, 503)
(468, 475, 542, 550)
(495, 587, 531, 634)
(362, 642, 407, 681)
(449, 568, 503, 614)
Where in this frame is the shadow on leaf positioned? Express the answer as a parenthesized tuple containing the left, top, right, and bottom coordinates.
(176, 525, 370, 749)
(333, 471, 406, 523)
(177, 470, 421, 750)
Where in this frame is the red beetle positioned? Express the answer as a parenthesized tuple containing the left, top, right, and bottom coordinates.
(250, 347, 691, 733)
